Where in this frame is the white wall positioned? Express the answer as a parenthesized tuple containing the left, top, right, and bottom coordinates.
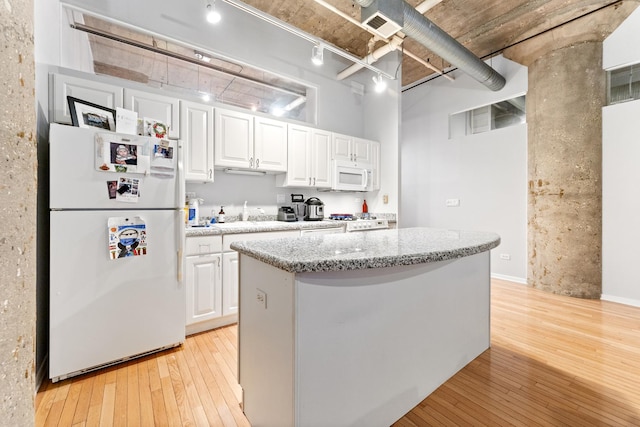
(603, 6, 640, 70)
(602, 8, 640, 306)
(401, 56, 528, 282)
(602, 99, 640, 307)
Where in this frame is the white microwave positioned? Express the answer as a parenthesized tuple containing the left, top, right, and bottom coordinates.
(332, 160, 373, 192)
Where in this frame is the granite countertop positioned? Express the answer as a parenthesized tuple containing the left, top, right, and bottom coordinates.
(230, 227, 500, 273)
(185, 220, 348, 237)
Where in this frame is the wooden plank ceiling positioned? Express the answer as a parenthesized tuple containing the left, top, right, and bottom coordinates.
(238, 0, 619, 87)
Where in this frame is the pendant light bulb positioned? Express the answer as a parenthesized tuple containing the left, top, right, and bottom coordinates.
(311, 45, 324, 66)
(206, 2, 221, 24)
(373, 73, 387, 93)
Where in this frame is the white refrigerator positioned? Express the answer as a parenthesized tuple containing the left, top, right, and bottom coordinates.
(49, 123, 185, 382)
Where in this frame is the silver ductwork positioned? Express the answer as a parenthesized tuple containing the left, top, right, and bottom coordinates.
(356, 0, 506, 91)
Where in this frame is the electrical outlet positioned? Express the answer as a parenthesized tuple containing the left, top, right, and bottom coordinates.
(256, 289, 267, 309)
(499, 253, 511, 260)
(445, 198, 460, 207)
(383, 194, 389, 204)
(354, 198, 362, 205)
(276, 193, 285, 203)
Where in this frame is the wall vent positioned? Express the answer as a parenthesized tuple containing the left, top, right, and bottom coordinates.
(363, 12, 402, 38)
(361, 1, 404, 39)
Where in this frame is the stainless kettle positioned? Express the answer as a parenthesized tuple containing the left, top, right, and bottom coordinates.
(303, 197, 324, 221)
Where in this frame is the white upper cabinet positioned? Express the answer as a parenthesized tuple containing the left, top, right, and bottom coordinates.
(277, 124, 330, 188)
(181, 100, 214, 183)
(214, 108, 286, 172)
(354, 138, 373, 164)
(124, 88, 180, 139)
(283, 124, 311, 187)
(51, 74, 123, 125)
(254, 117, 288, 172)
(332, 133, 372, 164)
(214, 108, 253, 168)
(332, 133, 353, 162)
(310, 129, 332, 188)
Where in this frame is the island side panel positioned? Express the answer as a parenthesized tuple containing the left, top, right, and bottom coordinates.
(294, 252, 491, 427)
(238, 255, 295, 427)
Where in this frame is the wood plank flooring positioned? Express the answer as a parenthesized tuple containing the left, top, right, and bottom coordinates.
(36, 278, 640, 426)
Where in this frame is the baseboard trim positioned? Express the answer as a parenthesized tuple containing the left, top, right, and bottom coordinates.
(491, 273, 527, 285)
(186, 314, 238, 336)
(601, 294, 640, 308)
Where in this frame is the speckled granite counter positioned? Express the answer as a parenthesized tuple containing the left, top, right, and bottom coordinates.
(231, 227, 500, 273)
(185, 220, 346, 237)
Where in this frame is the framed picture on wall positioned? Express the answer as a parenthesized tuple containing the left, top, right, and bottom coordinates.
(67, 96, 116, 131)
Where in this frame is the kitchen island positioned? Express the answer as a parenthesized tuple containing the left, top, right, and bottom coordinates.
(231, 227, 500, 427)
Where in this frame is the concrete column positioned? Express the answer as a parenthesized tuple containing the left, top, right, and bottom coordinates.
(527, 42, 605, 298)
(0, 0, 37, 423)
(505, 2, 639, 298)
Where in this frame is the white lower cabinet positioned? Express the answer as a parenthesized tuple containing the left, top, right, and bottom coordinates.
(185, 235, 226, 335)
(185, 253, 222, 324)
(222, 251, 239, 316)
(186, 230, 300, 335)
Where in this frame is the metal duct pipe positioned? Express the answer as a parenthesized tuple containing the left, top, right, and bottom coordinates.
(356, 0, 506, 91)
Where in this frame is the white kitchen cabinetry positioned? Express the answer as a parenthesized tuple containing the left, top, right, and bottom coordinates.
(50, 73, 123, 125)
(222, 252, 239, 316)
(181, 101, 214, 183)
(332, 133, 372, 164)
(185, 236, 223, 332)
(124, 88, 180, 139)
(254, 117, 288, 172)
(214, 108, 253, 169)
(215, 109, 287, 172)
(276, 124, 331, 188)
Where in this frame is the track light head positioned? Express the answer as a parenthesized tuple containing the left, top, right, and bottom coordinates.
(206, 1, 221, 24)
(311, 45, 324, 66)
(372, 73, 387, 93)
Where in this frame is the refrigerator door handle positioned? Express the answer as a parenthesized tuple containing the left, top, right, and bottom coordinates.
(176, 140, 185, 210)
(176, 209, 185, 284)
(176, 140, 185, 284)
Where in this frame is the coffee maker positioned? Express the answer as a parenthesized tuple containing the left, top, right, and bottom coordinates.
(291, 194, 305, 221)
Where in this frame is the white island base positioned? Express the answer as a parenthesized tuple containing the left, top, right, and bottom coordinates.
(238, 251, 491, 427)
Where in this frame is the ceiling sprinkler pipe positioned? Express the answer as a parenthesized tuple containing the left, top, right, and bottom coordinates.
(355, 0, 506, 91)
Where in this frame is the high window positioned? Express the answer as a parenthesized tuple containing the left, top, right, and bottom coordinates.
(608, 64, 640, 105)
(449, 95, 526, 139)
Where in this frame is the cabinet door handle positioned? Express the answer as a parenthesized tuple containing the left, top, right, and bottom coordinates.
(249, 157, 254, 168)
(256, 158, 260, 168)
(209, 169, 212, 179)
(309, 177, 312, 185)
(313, 177, 316, 186)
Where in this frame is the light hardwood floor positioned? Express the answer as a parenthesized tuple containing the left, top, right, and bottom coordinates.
(36, 279, 640, 426)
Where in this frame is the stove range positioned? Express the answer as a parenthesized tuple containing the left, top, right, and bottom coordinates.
(344, 218, 389, 232)
(328, 213, 355, 221)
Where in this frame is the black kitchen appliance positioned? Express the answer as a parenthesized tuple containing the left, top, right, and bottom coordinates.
(291, 194, 305, 221)
(304, 197, 324, 221)
(277, 206, 297, 222)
